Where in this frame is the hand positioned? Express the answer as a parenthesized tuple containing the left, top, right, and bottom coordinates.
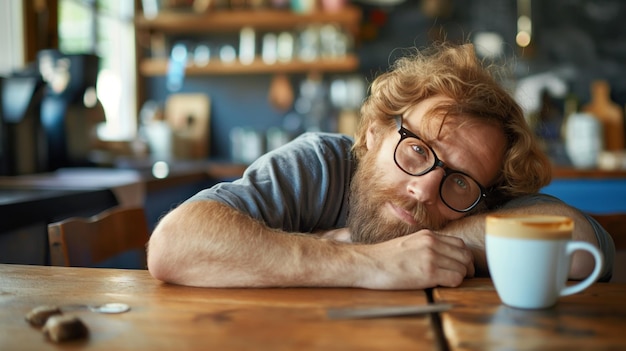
(356, 230, 475, 290)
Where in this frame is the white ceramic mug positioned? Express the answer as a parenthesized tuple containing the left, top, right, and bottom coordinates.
(485, 214, 603, 309)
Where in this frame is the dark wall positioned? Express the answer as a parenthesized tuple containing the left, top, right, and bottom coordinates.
(357, 0, 626, 104)
(147, 75, 287, 160)
(144, 0, 626, 160)
(530, 0, 626, 104)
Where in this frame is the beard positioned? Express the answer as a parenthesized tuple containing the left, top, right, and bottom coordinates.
(347, 151, 450, 244)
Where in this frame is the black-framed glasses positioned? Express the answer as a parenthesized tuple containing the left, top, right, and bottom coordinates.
(393, 118, 487, 212)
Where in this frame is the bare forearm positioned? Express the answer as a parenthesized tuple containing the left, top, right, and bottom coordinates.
(440, 202, 600, 279)
(148, 201, 361, 288)
(148, 201, 475, 290)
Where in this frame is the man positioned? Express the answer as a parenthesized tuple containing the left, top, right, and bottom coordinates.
(148, 43, 615, 289)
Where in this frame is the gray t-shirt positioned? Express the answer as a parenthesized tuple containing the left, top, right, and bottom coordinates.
(188, 132, 615, 281)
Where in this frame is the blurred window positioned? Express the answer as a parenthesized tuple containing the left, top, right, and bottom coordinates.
(58, 0, 136, 140)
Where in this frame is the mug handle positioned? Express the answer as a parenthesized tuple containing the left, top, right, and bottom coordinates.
(560, 241, 604, 297)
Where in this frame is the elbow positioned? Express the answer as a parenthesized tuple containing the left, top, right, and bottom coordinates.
(147, 218, 185, 284)
(147, 259, 171, 284)
(146, 201, 234, 287)
(147, 233, 169, 281)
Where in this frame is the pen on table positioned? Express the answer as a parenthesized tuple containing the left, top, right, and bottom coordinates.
(327, 303, 453, 319)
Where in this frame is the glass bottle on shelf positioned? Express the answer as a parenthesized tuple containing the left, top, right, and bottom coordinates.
(582, 80, 625, 151)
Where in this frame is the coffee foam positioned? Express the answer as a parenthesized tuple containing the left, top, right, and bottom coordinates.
(486, 214, 573, 240)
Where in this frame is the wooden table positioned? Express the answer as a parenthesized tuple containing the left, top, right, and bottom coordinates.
(4, 265, 624, 350)
(0, 264, 437, 350)
(433, 278, 626, 350)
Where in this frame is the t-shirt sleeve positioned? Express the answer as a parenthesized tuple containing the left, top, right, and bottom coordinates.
(501, 193, 616, 282)
(186, 133, 354, 233)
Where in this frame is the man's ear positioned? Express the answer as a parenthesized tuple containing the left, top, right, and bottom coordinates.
(365, 124, 377, 150)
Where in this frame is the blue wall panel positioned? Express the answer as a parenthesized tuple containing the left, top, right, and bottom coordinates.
(542, 179, 626, 214)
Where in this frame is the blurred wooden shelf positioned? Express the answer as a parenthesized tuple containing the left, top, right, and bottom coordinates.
(135, 7, 362, 34)
(139, 55, 359, 76)
(134, 6, 362, 112)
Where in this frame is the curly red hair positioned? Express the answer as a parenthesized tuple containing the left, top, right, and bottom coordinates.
(352, 43, 552, 207)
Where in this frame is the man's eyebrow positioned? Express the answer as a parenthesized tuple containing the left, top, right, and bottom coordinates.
(422, 128, 482, 180)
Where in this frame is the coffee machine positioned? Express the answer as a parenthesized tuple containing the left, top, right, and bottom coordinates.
(0, 50, 105, 175)
(0, 72, 46, 175)
(38, 50, 106, 171)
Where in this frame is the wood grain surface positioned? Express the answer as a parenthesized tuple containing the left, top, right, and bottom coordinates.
(433, 278, 626, 351)
(0, 264, 436, 351)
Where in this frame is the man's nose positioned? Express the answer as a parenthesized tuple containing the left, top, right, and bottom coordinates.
(406, 167, 445, 204)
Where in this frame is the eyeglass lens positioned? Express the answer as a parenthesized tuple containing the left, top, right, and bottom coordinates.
(395, 136, 482, 211)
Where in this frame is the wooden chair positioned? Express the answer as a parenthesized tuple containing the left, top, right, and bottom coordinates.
(48, 206, 150, 269)
(590, 213, 626, 283)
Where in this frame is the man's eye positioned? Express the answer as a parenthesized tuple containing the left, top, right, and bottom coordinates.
(410, 144, 427, 157)
(452, 176, 469, 190)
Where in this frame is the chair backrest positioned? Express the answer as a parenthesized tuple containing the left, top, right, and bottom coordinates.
(590, 213, 626, 283)
(48, 206, 149, 268)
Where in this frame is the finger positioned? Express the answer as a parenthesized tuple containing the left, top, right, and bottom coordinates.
(433, 233, 468, 248)
(434, 269, 466, 287)
(424, 232, 476, 277)
(425, 235, 473, 265)
(436, 252, 473, 277)
(434, 252, 476, 285)
(415, 251, 468, 287)
(466, 259, 476, 278)
(430, 237, 475, 278)
(415, 229, 467, 248)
